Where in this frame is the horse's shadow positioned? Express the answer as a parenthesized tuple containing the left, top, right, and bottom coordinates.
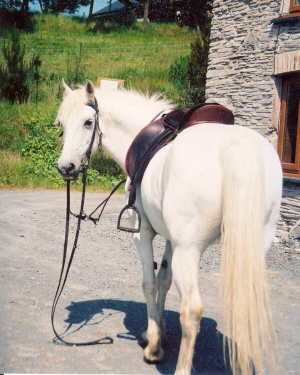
(63, 299, 232, 374)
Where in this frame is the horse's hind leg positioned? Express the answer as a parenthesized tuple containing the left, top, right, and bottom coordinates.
(134, 228, 164, 363)
(172, 245, 203, 375)
(157, 240, 173, 340)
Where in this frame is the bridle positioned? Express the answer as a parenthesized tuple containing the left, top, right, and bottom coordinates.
(82, 97, 102, 165)
(51, 97, 125, 347)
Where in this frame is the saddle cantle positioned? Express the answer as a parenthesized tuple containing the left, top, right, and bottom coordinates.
(117, 103, 234, 232)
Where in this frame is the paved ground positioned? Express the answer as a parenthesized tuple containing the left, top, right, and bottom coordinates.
(0, 189, 299, 374)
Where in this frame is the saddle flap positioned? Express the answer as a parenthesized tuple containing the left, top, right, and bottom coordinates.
(125, 119, 166, 177)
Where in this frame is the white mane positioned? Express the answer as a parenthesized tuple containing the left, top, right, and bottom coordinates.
(96, 87, 175, 112)
(57, 86, 176, 130)
(96, 88, 176, 132)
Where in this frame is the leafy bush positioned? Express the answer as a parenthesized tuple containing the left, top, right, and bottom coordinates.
(186, 37, 209, 104)
(0, 7, 35, 32)
(19, 111, 124, 189)
(88, 18, 136, 34)
(168, 37, 210, 107)
(65, 55, 86, 87)
(84, 168, 125, 190)
(90, 152, 124, 177)
(0, 105, 26, 151)
(168, 55, 190, 105)
(0, 151, 24, 187)
(21, 112, 62, 185)
(0, 29, 42, 104)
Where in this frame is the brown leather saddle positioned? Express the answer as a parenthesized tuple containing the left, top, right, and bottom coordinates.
(117, 103, 234, 233)
(126, 103, 234, 180)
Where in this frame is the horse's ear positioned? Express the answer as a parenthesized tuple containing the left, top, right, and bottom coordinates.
(62, 79, 72, 99)
(86, 79, 95, 101)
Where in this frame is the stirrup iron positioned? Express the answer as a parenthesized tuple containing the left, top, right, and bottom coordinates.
(117, 204, 141, 233)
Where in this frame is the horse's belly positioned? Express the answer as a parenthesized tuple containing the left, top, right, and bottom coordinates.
(141, 126, 225, 242)
(141, 145, 172, 239)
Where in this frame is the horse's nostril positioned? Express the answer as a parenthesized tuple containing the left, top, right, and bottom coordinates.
(67, 163, 75, 173)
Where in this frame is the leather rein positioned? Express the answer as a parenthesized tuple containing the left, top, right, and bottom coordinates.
(51, 97, 125, 346)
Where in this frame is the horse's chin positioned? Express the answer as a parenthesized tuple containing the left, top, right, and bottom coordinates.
(62, 175, 78, 181)
(57, 169, 80, 181)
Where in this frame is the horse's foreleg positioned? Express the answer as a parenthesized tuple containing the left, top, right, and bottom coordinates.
(172, 246, 203, 375)
(134, 230, 164, 363)
(157, 240, 173, 341)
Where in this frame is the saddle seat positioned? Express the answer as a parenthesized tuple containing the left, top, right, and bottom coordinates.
(125, 103, 234, 178)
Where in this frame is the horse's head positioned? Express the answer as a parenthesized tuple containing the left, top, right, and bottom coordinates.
(57, 79, 101, 180)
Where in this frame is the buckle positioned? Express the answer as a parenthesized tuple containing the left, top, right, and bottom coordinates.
(117, 204, 141, 233)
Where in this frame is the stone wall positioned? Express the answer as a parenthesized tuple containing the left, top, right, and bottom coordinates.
(205, 0, 300, 245)
(206, 0, 281, 135)
(279, 181, 300, 247)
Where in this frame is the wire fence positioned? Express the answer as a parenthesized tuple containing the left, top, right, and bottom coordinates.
(0, 42, 191, 89)
(17, 42, 191, 82)
(27, 43, 190, 57)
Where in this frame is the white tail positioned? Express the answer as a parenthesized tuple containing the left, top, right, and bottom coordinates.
(220, 136, 275, 375)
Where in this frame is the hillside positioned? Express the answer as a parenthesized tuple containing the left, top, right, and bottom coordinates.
(0, 15, 198, 189)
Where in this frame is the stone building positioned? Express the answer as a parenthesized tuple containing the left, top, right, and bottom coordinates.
(205, 0, 300, 246)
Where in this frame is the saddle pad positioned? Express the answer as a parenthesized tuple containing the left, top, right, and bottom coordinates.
(125, 103, 234, 179)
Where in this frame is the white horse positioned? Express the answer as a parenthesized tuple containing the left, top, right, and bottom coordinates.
(57, 79, 282, 375)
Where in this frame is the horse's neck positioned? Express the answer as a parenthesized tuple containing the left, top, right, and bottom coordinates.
(96, 89, 172, 172)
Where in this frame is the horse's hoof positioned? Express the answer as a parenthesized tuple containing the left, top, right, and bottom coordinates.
(138, 331, 149, 348)
(143, 346, 165, 364)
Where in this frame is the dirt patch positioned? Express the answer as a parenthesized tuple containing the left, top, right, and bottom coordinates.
(0, 189, 299, 374)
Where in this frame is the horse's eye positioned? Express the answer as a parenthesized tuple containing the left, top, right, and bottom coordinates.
(84, 120, 93, 127)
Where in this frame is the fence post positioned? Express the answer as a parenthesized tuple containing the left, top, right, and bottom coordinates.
(76, 43, 82, 78)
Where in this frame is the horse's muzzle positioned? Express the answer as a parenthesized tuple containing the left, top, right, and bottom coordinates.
(57, 162, 79, 180)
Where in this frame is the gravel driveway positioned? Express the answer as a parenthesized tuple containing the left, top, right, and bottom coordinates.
(0, 189, 299, 374)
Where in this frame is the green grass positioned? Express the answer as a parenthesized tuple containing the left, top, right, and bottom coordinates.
(0, 14, 197, 190)
(20, 15, 195, 92)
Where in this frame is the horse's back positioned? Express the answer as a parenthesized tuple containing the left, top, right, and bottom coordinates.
(141, 123, 282, 245)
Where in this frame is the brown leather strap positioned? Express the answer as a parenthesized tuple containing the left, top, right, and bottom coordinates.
(51, 167, 114, 347)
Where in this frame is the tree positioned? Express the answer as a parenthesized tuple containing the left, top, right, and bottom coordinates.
(168, 0, 212, 106)
(118, 0, 150, 27)
(20, 0, 30, 15)
(41, 0, 91, 14)
(0, 29, 42, 104)
(143, 0, 149, 27)
(88, 0, 94, 19)
(0, 0, 22, 10)
(1, 0, 92, 15)
(181, 0, 213, 29)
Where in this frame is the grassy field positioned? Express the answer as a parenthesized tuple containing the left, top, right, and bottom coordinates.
(1, 14, 197, 96)
(0, 15, 198, 190)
